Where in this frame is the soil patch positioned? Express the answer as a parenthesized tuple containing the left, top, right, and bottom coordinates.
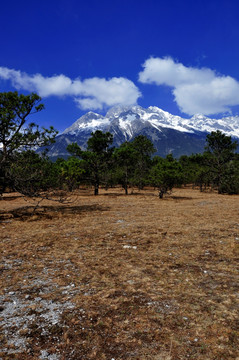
(0, 187, 239, 359)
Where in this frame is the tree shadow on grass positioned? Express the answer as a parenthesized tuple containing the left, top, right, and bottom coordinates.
(0, 194, 23, 201)
(170, 195, 193, 201)
(103, 191, 157, 197)
(0, 204, 110, 221)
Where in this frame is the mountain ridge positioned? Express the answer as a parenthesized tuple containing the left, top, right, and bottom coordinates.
(63, 105, 239, 138)
(44, 105, 239, 160)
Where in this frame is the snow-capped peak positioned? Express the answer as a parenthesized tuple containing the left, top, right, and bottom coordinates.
(105, 105, 144, 118)
(62, 111, 109, 134)
(62, 105, 239, 139)
(44, 105, 239, 160)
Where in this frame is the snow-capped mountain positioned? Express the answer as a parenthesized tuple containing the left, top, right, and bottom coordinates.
(45, 105, 239, 159)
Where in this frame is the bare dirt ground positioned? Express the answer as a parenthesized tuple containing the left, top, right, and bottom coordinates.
(0, 187, 239, 360)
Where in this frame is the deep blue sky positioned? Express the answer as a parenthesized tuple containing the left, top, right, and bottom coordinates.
(1, 0, 239, 132)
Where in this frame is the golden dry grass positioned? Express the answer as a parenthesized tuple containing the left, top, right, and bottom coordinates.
(0, 187, 239, 359)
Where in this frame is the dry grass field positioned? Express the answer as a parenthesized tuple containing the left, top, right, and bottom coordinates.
(0, 187, 239, 360)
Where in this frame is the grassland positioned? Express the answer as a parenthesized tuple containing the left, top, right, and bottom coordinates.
(0, 187, 239, 359)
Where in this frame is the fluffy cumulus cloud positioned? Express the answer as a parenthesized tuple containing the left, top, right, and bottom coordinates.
(73, 77, 142, 110)
(139, 57, 239, 115)
(0, 67, 141, 110)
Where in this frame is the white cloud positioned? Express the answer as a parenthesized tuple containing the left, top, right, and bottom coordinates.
(0, 67, 141, 110)
(75, 97, 104, 110)
(73, 77, 141, 108)
(139, 57, 239, 115)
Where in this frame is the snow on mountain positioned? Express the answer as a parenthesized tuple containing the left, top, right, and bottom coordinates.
(43, 105, 239, 159)
(62, 105, 239, 139)
(62, 111, 110, 133)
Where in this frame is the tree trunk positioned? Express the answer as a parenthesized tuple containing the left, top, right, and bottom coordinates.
(94, 185, 99, 196)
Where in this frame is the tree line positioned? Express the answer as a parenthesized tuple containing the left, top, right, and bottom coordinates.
(1, 92, 239, 199)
